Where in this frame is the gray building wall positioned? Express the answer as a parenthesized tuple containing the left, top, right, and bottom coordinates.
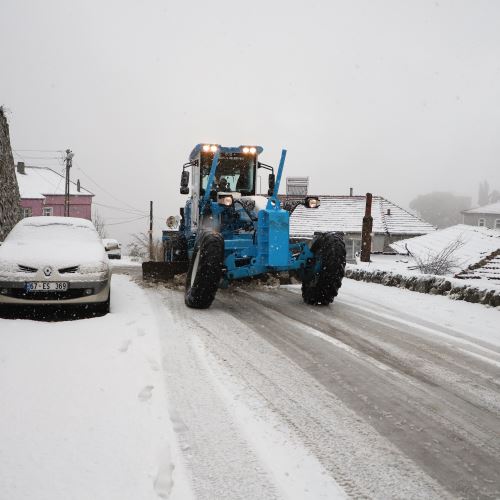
(463, 213, 500, 230)
(0, 107, 21, 241)
(296, 232, 426, 262)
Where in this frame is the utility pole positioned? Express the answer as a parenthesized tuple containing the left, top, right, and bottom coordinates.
(64, 149, 74, 217)
(361, 192, 373, 262)
(149, 200, 153, 261)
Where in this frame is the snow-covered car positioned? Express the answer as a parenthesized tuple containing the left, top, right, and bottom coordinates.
(102, 238, 121, 259)
(0, 217, 111, 314)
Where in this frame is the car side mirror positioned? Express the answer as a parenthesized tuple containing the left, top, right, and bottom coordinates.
(267, 173, 275, 196)
(180, 170, 189, 195)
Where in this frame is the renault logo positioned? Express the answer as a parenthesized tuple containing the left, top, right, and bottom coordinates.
(43, 266, 52, 277)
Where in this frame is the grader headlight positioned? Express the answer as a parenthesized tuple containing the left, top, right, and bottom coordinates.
(305, 196, 321, 209)
(218, 194, 234, 207)
(202, 144, 219, 153)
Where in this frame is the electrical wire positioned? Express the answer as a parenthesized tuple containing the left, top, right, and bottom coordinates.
(93, 201, 148, 216)
(13, 155, 62, 160)
(74, 160, 148, 215)
(105, 215, 149, 226)
(15, 149, 150, 222)
(13, 149, 64, 153)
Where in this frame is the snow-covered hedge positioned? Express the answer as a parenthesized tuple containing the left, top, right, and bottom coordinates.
(345, 268, 500, 308)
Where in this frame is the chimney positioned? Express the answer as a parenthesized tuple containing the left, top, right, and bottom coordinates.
(286, 177, 309, 196)
(17, 161, 25, 175)
(349, 187, 353, 196)
(77, 179, 81, 192)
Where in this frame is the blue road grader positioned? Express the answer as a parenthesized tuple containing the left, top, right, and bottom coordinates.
(142, 144, 346, 309)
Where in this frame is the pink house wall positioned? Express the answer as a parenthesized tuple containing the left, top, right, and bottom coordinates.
(20, 199, 44, 216)
(20, 195, 93, 220)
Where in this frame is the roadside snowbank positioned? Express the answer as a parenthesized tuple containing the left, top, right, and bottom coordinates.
(0, 274, 192, 500)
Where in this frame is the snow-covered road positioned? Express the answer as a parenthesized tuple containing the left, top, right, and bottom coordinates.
(1, 267, 499, 499)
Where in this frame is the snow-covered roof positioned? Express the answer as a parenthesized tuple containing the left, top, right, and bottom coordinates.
(15, 166, 93, 199)
(287, 195, 435, 238)
(390, 224, 500, 273)
(462, 201, 500, 215)
(458, 252, 500, 283)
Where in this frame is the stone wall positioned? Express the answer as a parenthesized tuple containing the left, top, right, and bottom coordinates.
(345, 267, 500, 308)
(0, 107, 21, 241)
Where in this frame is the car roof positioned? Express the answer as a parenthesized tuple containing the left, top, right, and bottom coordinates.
(18, 216, 96, 229)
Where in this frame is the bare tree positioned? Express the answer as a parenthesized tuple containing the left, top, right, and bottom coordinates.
(127, 232, 164, 261)
(406, 237, 465, 275)
(92, 209, 107, 238)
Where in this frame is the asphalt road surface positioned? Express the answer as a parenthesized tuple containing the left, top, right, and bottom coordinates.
(118, 265, 500, 499)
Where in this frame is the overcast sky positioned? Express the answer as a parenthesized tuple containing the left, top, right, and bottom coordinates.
(2, 0, 500, 244)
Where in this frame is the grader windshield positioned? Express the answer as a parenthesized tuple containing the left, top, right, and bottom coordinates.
(200, 154, 256, 195)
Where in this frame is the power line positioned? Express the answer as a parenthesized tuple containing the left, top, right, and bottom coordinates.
(74, 161, 147, 215)
(13, 149, 64, 153)
(13, 155, 63, 160)
(93, 201, 147, 216)
(106, 215, 149, 226)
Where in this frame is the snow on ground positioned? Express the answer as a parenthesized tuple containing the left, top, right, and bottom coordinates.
(0, 274, 193, 500)
(1, 267, 498, 499)
(143, 285, 347, 499)
(108, 255, 142, 267)
(288, 278, 500, 348)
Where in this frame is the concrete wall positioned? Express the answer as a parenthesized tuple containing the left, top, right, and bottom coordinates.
(0, 108, 21, 240)
(463, 213, 500, 230)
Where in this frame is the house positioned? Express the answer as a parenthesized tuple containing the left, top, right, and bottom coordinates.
(461, 201, 500, 230)
(285, 194, 435, 260)
(15, 162, 93, 220)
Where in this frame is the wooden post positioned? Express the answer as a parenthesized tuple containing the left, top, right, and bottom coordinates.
(64, 149, 74, 217)
(361, 193, 373, 262)
(149, 200, 153, 261)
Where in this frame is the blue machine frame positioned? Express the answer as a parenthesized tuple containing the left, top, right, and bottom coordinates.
(163, 146, 317, 286)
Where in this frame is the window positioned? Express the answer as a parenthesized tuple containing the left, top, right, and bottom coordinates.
(478, 218, 485, 227)
(22, 207, 32, 218)
(495, 219, 500, 230)
(43, 207, 53, 216)
(200, 155, 256, 195)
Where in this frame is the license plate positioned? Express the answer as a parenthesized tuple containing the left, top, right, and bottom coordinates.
(26, 282, 69, 292)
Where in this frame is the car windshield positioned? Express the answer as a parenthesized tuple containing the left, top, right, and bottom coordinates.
(201, 156, 255, 194)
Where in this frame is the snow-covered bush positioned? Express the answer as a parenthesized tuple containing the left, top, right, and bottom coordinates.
(407, 238, 464, 275)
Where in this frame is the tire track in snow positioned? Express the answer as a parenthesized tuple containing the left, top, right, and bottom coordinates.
(163, 289, 450, 499)
(145, 287, 279, 500)
(221, 288, 500, 499)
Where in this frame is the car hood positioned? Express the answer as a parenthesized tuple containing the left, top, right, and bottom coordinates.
(0, 239, 108, 269)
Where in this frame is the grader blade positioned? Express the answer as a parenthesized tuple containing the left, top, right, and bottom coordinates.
(142, 261, 188, 280)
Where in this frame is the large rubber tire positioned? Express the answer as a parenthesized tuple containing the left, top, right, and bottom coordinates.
(302, 232, 346, 305)
(185, 232, 224, 309)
